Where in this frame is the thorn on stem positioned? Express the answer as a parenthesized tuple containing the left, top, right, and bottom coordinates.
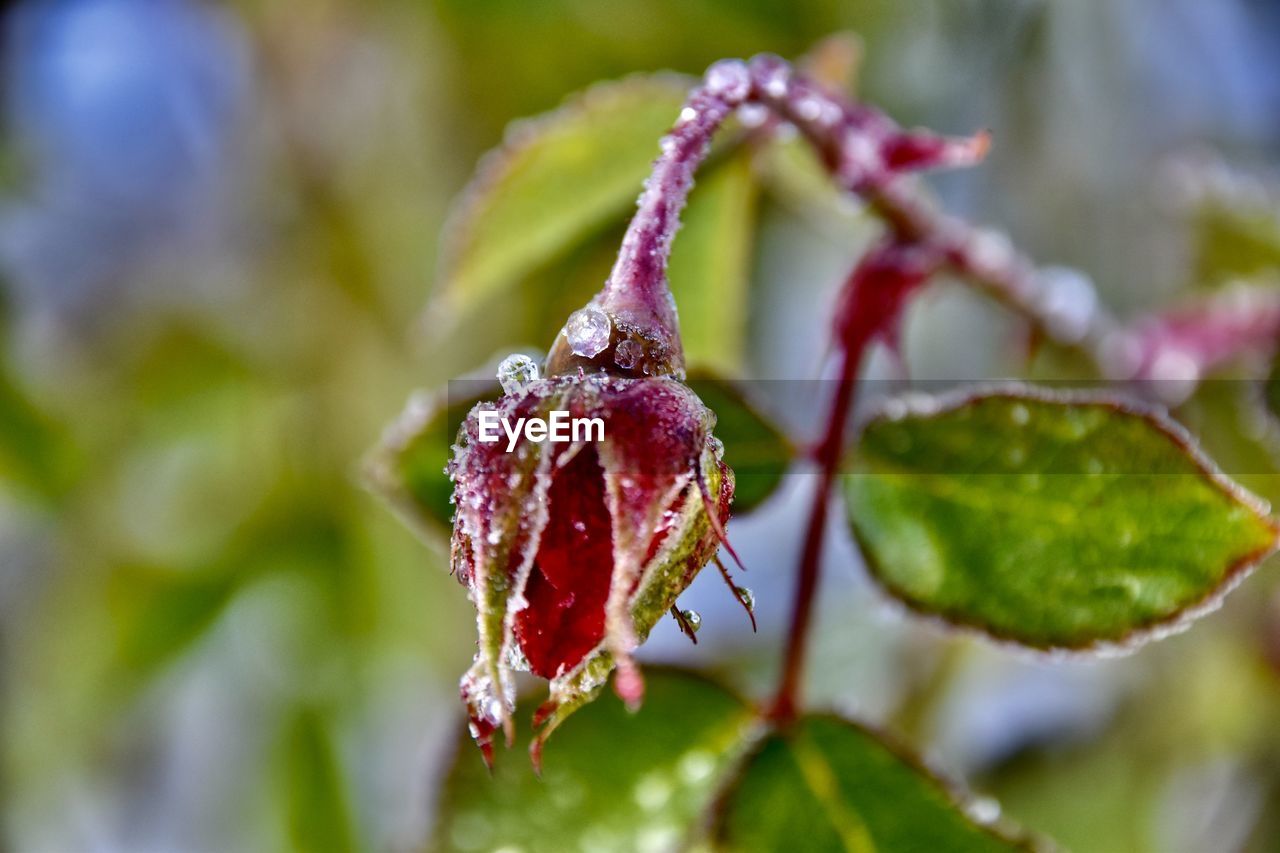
(671, 604, 700, 644)
(715, 555, 757, 632)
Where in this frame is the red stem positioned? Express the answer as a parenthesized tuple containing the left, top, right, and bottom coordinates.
(768, 343, 863, 722)
(768, 241, 935, 722)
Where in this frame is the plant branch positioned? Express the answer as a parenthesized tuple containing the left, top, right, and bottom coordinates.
(768, 240, 939, 722)
(611, 53, 1280, 721)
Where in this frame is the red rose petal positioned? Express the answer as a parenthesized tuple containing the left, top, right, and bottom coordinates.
(516, 446, 614, 679)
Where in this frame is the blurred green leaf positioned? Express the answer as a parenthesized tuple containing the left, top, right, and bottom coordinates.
(283, 707, 356, 853)
(844, 387, 1279, 649)
(711, 715, 1030, 852)
(688, 370, 794, 514)
(669, 151, 758, 371)
(433, 668, 754, 853)
(0, 365, 74, 502)
(108, 503, 354, 684)
(110, 567, 242, 677)
(1194, 204, 1280, 287)
(364, 383, 497, 541)
(436, 75, 690, 319)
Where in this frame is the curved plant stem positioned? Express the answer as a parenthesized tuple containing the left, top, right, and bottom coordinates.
(600, 53, 1280, 722)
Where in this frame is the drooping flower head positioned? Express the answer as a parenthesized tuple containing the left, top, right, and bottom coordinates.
(446, 63, 749, 769)
(448, 364, 734, 767)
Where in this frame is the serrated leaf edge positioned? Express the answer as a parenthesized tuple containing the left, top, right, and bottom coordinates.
(847, 381, 1280, 657)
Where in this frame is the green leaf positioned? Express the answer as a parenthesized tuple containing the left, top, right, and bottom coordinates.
(711, 716, 1030, 852)
(844, 387, 1280, 649)
(0, 363, 75, 503)
(108, 566, 242, 683)
(282, 707, 356, 853)
(669, 152, 757, 372)
(433, 668, 755, 853)
(1193, 203, 1280, 286)
(364, 383, 496, 540)
(436, 75, 690, 318)
(688, 370, 794, 514)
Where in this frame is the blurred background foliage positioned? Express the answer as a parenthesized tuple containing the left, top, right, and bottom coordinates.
(2, 0, 1280, 850)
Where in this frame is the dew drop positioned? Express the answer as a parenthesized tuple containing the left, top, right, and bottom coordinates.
(1010, 403, 1030, 426)
(565, 307, 612, 358)
(736, 587, 755, 612)
(737, 103, 769, 128)
(883, 398, 909, 421)
(678, 106, 697, 124)
(966, 796, 1002, 825)
(633, 773, 672, 811)
(1148, 347, 1201, 405)
(708, 436, 725, 461)
(680, 609, 702, 633)
(1034, 266, 1098, 343)
(678, 750, 715, 784)
(796, 94, 823, 122)
(614, 338, 643, 369)
(842, 132, 882, 174)
(497, 353, 539, 395)
(969, 228, 1014, 276)
(759, 63, 790, 99)
(1098, 330, 1145, 380)
(705, 59, 751, 101)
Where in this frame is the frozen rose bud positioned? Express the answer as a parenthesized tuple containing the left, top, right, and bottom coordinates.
(448, 370, 733, 768)
(447, 62, 761, 768)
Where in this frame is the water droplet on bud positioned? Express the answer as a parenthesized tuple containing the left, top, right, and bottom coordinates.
(615, 338, 643, 369)
(736, 587, 755, 612)
(681, 609, 703, 632)
(497, 353, 539, 395)
(565, 307, 612, 357)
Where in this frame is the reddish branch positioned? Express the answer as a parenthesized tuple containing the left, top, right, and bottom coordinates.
(769, 241, 939, 721)
(614, 53, 1280, 723)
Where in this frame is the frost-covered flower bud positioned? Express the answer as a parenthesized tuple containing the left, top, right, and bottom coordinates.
(447, 69, 753, 768)
(449, 368, 733, 768)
